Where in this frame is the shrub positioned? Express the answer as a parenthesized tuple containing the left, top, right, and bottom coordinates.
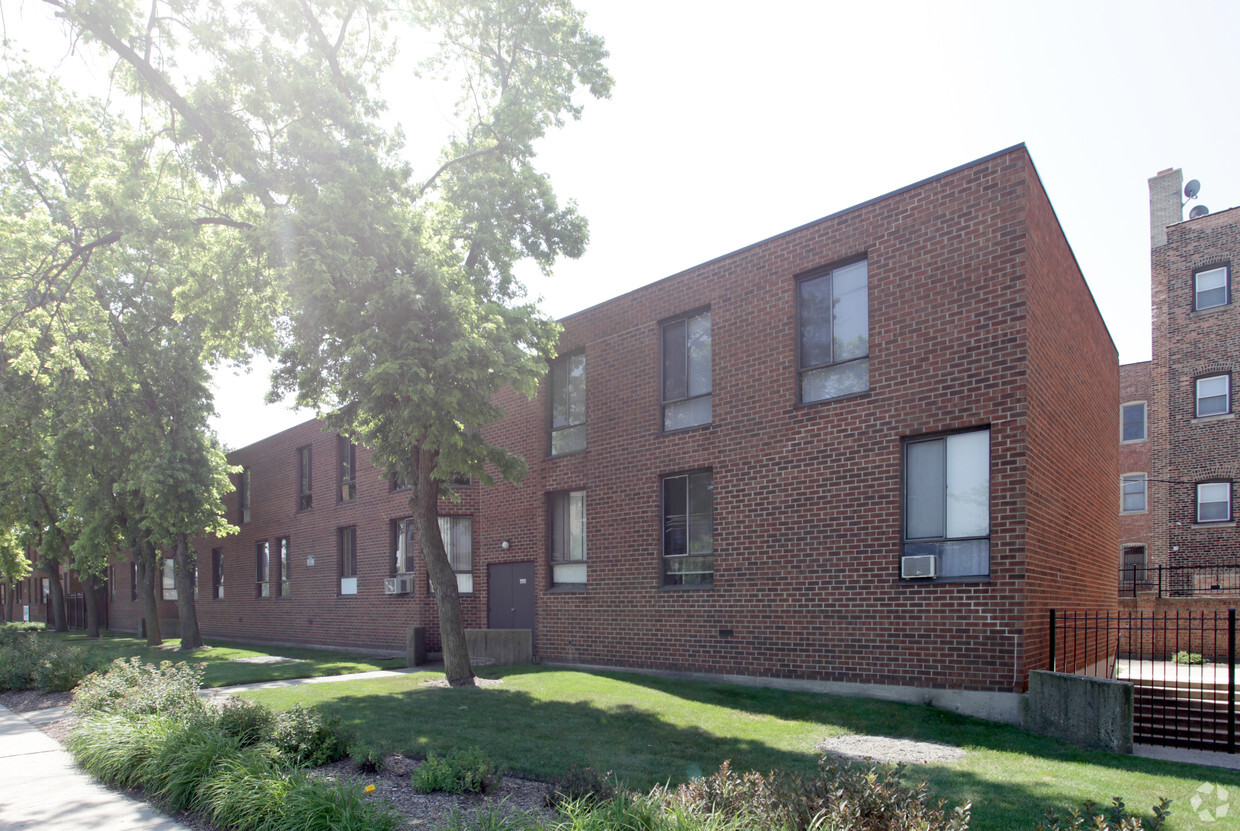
(0, 621, 46, 635)
(1035, 797, 1172, 830)
(71, 656, 206, 718)
(68, 713, 181, 790)
(199, 745, 292, 830)
(350, 741, 387, 774)
(545, 764, 619, 809)
(0, 631, 101, 692)
(1172, 650, 1204, 665)
(412, 748, 501, 795)
(276, 776, 402, 831)
(148, 717, 242, 813)
(270, 703, 347, 768)
(216, 697, 276, 747)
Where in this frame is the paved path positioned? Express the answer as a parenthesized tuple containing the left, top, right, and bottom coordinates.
(0, 703, 191, 830)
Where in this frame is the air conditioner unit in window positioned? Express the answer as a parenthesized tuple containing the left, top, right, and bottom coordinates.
(901, 554, 939, 579)
(384, 575, 413, 595)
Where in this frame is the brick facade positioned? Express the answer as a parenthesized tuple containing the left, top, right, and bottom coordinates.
(1118, 362, 1153, 582)
(99, 145, 1116, 716)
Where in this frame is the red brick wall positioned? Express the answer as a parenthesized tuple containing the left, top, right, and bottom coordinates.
(1118, 363, 1152, 565)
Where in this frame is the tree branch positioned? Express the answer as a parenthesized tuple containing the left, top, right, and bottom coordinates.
(417, 144, 500, 197)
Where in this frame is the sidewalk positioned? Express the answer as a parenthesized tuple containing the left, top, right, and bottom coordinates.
(0, 703, 191, 830)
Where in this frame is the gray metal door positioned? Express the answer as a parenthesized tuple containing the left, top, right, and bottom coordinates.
(488, 561, 535, 632)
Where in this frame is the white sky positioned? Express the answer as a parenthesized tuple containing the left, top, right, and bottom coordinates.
(6, 0, 1240, 449)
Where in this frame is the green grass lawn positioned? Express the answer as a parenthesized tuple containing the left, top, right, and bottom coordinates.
(241, 665, 1240, 831)
(40, 630, 404, 686)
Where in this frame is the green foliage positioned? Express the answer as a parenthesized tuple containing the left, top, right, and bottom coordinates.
(68, 713, 181, 789)
(198, 746, 291, 830)
(270, 703, 347, 768)
(277, 776, 402, 831)
(0, 631, 103, 691)
(216, 697, 277, 748)
(70, 656, 207, 718)
(546, 764, 619, 809)
(350, 741, 387, 774)
(0, 621, 44, 634)
(412, 748, 502, 795)
(148, 717, 242, 813)
(1171, 650, 1204, 665)
(1035, 797, 1172, 830)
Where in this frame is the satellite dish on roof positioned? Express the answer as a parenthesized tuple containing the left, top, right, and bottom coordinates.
(1185, 179, 1201, 199)
(1189, 204, 1211, 220)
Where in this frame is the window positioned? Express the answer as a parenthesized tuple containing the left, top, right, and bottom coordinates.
(161, 557, 178, 601)
(798, 259, 869, 403)
(1121, 546, 1148, 585)
(439, 516, 473, 593)
(394, 518, 414, 575)
(130, 561, 137, 602)
(1194, 265, 1229, 311)
(339, 526, 357, 595)
(1121, 474, 1147, 513)
(256, 541, 271, 597)
(1197, 481, 1232, 524)
(549, 353, 586, 455)
(549, 490, 587, 587)
(662, 311, 712, 430)
(211, 548, 224, 600)
(903, 429, 990, 578)
(1196, 374, 1230, 418)
(1121, 402, 1146, 442)
(662, 470, 713, 586)
(276, 537, 291, 597)
(337, 435, 356, 502)
(297, 445, 313, 510)
(238, 467, 251, 524)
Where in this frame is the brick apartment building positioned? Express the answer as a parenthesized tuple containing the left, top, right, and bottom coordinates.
(1120, 168, 1240, 605)
(31, 144, 1121, 723)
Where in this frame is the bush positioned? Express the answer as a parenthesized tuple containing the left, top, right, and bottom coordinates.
(1035, 797, 1172, 830)
(71, 656, 207, 718)
(350, 741, 387, 774)
(199, 745, 292, 830)
(1171, 650, 1204, 665)
(0, 621, 46, 635)
(68, 713, 181, 790)
(270, 703, 347, 768)
(149, 717, 242, 813)
(277, 776, 402, 831)
(546, 764, 619, 809)
(216, 697, 276, 748)
(0, 631, 102, 691)
(412, 748, 501, 795)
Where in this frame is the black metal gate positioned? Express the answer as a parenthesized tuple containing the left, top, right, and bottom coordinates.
(1049, 609, 1237, 753)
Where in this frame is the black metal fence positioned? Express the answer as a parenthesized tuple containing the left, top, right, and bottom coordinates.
(1049, 609, 1237, 753)
(1119, 564, 1240, 598)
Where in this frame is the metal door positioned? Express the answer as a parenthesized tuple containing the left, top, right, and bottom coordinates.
(488, 561, 536, 632)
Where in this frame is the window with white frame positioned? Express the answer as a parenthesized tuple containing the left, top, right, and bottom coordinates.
(549, 490, 587, 587)
(903, 429, 990, 578)
(339, 527, 358, 595)
(1121, 474, 1147, 513)
(1196, 374, 1230, 418)
(549, 353, 586, 455)
(161, 557, 178, 600)
(1121, 402, 1146, 442)
(256, 541, 271, 598)
(662, 470, 713, 586)
(798, 260, 869, 403)
(662, 312, 712, 430)
(1197, 481, 1232, 523)
(1194, 265, 1229, 311)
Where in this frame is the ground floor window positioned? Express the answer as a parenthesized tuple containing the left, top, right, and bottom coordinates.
(256, 541, 270, 598)
(662, 470, 714, 586)
(439, 516, 473, 594)
(549, 490, 587, 587)
(162, 557, 178, 601)
(211, 548, 224, 600)
(1121, 545, 1147, 585)
(340, 527, 358, 595)
(277, 537, 291, 597)
(903, 428, 991, 578)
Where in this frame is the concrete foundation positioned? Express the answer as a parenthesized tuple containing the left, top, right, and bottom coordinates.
(406, 626, 427, 667)
(1022, 670, 1133, 753)
(465, 629, 533, 666)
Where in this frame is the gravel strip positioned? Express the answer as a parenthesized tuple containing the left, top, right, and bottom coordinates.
(818, 734, 966, 765)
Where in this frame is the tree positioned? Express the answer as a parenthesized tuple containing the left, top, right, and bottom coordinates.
(44, 0, 611, 684)
(0, 525, 32, 623)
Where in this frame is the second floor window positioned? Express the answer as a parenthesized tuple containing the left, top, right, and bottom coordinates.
(297, 446, 313, 510)
(238, 467, 251, 524)
(549, 353, 586, 455)
(662, 312, 712, 430)
(1197, 481, 1232, 524)
(1196, 374, 1230, 418)
(337, 436, 356, 502)
(1121, 474, 1147, 513)
(1194, 265, 1229, 311)
(798, 260, 869, 403)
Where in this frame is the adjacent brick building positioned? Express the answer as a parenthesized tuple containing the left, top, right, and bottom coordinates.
(94, 144, 1118, 723)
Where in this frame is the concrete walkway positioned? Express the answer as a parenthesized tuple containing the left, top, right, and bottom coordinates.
(0, 703, 191, 830)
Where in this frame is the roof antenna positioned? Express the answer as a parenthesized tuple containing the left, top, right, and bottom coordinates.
(1184, 179, 1210, 219)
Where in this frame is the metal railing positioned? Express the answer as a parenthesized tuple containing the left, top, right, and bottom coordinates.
(1120, 564, 1240, 598)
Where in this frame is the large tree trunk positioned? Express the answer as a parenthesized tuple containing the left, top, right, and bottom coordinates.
(411, 445, 474, 687)
(82, 572, 100, 638)
(139, 540, 162, 645)
(175, 533, 203, 649)
(44, 557, 68, 632)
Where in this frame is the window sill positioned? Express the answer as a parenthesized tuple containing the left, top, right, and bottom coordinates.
(661, 421, 713, 436)
(1190, 304, 1232, 318)
(899, 575, 991, 586)
(1192, 521, 1236, 529)
(659, 582, 713, 591)
(546, 448, 588, 461)
(1120, 509, 1148, 516)
(796, 389, 870, 410)
(1119, 438, 1147, 445)
(1191, 412, 1234, 425)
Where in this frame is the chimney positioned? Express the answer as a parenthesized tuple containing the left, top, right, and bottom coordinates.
(1148, 167, 1183, 249)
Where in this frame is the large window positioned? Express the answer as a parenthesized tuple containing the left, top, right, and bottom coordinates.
(238, 467, 251, 524)
(337, 436, 356, 502)
(339, 526, 358, 595)
(1121, 474, 1147, 513)
(211, 548, 224, 600)
(439, 516, 474, 594)
(1197, 481, 1232, 524)
(1121, 402, 1146, 442)
(161, 557, 178, 601)
(297, 445, 313, 510)
(903, 428, 990, 578)
(256, 541, 271, 597)
(798, 259, 869, 403)
(1196, 374, 1230, 418)
(662, 311, 712, 430)
(549, 490, 587, 587)
(549, 353, 586, 455)
(662, 470, 713, 586)
(1194, 265, 1229, 311)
